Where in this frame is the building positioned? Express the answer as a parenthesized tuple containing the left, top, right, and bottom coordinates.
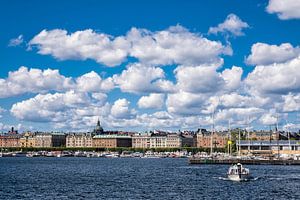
(93, 135, 132, 148)
(0, 127, 21, 148)
(66, 133, 93, 148)
(20, 132, 35, 148)
(248, 130, 278, 141)
(35, 132, 66, 147)
(166, 134, 181, 148)
(237, 140, 300, 155)
(196, 130, 228, 149)
(132, 132, 196, 148)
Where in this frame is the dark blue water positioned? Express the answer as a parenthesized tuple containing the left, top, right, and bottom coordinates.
(0, 158, 300, 200)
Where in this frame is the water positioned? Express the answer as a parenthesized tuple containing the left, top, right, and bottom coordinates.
(0, 158, 300, 200)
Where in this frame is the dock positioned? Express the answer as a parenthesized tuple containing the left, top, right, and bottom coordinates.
(189, 157, 300, 165)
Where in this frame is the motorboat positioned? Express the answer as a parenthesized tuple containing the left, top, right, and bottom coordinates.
(227, 163, 250, 181)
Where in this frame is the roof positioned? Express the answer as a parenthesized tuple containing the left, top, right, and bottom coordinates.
(93, 135, 131, 139)
(238, 140, 300, 146)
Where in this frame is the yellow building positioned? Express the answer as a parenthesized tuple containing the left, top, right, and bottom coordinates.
(20, 132, 35, 148)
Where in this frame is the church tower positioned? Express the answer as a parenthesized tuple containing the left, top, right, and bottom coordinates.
(94, 118, 104, 135)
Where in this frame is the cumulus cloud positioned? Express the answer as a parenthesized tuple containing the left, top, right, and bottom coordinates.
(113, 63, 174, 94)
(10, 90, 111, 131)
(282, 93, 300, 112)
(8, 35, 24, 47)
(259, 113, 277, 125)
(174, 65, 243, 94)
(29, 25, 231, 67)
(246, 43, 300, 65)
(214, 107, 264, 125)
(10, 91, 91, 122)
(0, 66, 115, 98)
(138, 93, 165, 109)
(267, 0, 300, 20)
(174, 65, 224, 93)
(76, 71, 114, 92)
(166, 91, 207, 115)
(0, 66, 74, 98)
(128, 25, 231, 66)
(29, 29, 130, 67)
(208, 14, 249, 36)
(246, 56, 300, 95)
(221, 66, 243, 91)
(110, 98, 136, 119)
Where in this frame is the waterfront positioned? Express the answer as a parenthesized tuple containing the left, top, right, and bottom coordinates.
(1, 158, 300, 199)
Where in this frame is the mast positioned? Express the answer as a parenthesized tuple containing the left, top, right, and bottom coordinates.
(286, 119, 291, 150)
(238, 128, 241, 156)
(210, 111, 214, 156)
(247, 117, 250, 153)
(276, 113, 280, 159)
(228, 120, 231, 155)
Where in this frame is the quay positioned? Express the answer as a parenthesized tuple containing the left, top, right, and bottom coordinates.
(189, 157, 300, 165)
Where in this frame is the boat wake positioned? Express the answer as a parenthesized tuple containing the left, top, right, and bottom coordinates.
(215, 176, 259, 182)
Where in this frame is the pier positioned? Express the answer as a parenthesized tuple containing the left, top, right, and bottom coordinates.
(189, 157, 300, 165)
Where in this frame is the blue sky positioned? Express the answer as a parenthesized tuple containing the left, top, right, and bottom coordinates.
(1, 0, 300, 132)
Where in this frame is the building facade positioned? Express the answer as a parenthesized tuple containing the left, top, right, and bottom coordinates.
(35, 132, 66, 147)
(0, 133, 21, 148)
(237, 140, 300, 155)
(93, 135, 132, 148)
(66, 133, 93, 148)
(196, 131, 228, 149)
(132, 133, 195, 148)
(20, 132, 36, 148)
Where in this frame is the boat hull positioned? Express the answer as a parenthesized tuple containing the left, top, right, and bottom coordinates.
(227, 174, 250, 182)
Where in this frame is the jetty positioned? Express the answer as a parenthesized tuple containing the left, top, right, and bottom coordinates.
(189, 157, 300, 165)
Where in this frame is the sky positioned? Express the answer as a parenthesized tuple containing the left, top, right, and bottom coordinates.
(1, 0, 300, 132)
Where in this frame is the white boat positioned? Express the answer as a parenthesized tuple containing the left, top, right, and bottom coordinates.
(227, 163, 250, 182)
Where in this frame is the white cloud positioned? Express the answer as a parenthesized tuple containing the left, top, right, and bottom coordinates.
(175, 65, 224, 93)
(221, 66, 243, 91)
(0, 66, 115, 98)
(8, 35, 24, 47)
(0, 66, 74, 98)
(29, 25, 231, 67)
(166, 91, 207, 115)
(208, 14, 249, 36)
(218, 93, 269, 109)
(174, 65, 242, 94)
(282, 93, 300, 112)
(110, 98, 136, 119)
(138, 93, 165, 109)
(246, 56, 300, 95)
(283, 123, 300, 131)
(246, 43, 300, 65)
(91, 93, 107, 105)
(76, 71, 114, 92)
(259, 113, 277, 125)
(29, 29, 130, 67)
(267, 0, 300, 20)
(10, 91, 92, 122)
(113, 63, 174, 94)
(128, 25, 230, 66)
(214, 107, 264, 125)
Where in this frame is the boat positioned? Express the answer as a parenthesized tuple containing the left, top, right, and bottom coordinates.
(227, 163, 250, 181)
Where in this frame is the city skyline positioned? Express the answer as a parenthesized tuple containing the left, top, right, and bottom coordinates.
(1, 0, 300, 132)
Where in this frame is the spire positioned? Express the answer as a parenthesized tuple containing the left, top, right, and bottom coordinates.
(94, 117, 104, 135)
(97, 118, 100, 127)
